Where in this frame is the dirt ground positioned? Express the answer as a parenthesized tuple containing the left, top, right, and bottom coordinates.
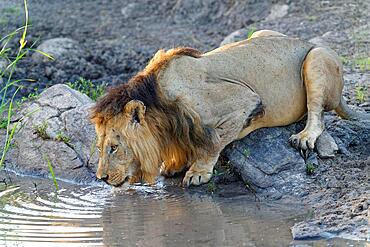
(0, 0, 369, 242)
(0, 0, 369, 102)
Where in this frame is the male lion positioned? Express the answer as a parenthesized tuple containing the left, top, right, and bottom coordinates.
(90, 30, 368, 187)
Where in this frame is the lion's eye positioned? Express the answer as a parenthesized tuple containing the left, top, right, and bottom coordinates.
(110, 145, 118, 154)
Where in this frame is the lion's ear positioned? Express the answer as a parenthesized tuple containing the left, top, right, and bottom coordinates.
(124, 100, 146, 125)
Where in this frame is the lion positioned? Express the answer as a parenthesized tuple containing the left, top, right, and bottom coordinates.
(90, 30, 369, 187)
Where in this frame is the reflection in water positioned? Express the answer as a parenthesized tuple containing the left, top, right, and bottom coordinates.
(0, 182, 366, 246)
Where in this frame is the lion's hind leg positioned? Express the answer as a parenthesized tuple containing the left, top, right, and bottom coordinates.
(289, 47, 343, 152)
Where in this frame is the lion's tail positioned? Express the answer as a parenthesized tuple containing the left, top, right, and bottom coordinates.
(335, 96, 370, 121)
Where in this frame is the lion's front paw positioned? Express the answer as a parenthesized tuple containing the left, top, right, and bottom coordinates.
(182, 170, 212, 187)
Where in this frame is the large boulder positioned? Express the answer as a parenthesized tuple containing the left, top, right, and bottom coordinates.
(224, 114, 370, 239)
(224, 122, 308, 200)
(5, 84, 98, 184)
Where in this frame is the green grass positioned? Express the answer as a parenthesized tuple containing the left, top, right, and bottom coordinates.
(67, 78, 106, 101)
(247, 27, 256, 39)
(306, 163, 315, 175)
(3, 6, 21, 15)
(55, 131, 70, 144)
(15, 88, 39, 107)
(33, 122, 49, 139)
(355, 86, 366, 103)
(243, 148, 250, 157)
(0, 0, 52, 168)
(306, 15, 318, 22)
(341, 56, 370, 72)
(44, 155, 59, 191)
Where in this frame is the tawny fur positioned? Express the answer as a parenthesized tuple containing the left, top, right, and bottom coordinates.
(91, 47, 216, 184)
(91, 30, 368, 187)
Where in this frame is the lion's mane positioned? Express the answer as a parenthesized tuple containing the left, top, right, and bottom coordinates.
(90, 47, 217, 175)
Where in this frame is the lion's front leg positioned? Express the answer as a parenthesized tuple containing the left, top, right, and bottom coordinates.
(182, 153, 219, 186)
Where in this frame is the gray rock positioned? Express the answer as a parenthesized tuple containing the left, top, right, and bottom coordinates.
(220, 29, 250, 46)
(5, 84, 98, 184)
(265, 4, 289, 21)
(32, 38, 83, 63)
(224, 122, 309, 199)
(308, 36, 330, 47)
(121, 3, 144, 18)
(315, 130, 338, 158)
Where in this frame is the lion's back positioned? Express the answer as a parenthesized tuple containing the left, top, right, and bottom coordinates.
(159, 37, 315, 128)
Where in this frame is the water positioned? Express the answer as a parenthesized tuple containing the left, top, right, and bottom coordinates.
(0, 177, 367, 247)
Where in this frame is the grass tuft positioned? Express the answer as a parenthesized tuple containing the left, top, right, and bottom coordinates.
(55, 131, 70, 144)
(67, 78, 106, 101)
(33, 122, 49, 139)
(44, 155, 59, 191)
(355, 86, 366, 103)
(306, 163, 315, 175)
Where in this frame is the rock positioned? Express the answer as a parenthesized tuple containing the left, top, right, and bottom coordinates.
(32, 38, 83, 63)
(224, 122, 309, 199)
(315, 130, 338, 158)
(308, 36, 329, 47)
(5, 84, 98, 184)
(121, 3, 144, 18)
(265, 4, 289, 21)
(220, 29, 250, 46)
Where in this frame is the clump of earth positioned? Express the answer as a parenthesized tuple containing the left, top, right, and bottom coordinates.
(0, 0, 369, 242)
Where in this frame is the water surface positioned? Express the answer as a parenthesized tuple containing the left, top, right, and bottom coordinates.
(0, 177, 366, 246)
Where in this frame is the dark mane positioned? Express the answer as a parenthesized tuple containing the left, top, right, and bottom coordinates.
(90, 47, 202, 122)
(90, 46, 216, 171)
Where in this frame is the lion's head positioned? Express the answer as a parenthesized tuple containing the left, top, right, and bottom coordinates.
(92, 100, 145, 186)
(90, 47, 215, 186)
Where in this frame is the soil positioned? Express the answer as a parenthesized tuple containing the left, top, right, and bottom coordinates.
(0, 0, 369, 242)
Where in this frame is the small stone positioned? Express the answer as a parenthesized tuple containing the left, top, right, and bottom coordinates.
(121, 3, 142, 18)
(309, 36, 329, 47)
(32, 38, 83, 63)
(265, 4, 289, 21)
(316, 131, 339, 158)
(220, 29, 250, 46)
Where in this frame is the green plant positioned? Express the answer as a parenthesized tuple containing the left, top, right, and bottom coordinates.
(340, 56, 370, 72)
(306, 15, 317, 21)
(44, 155, 59, 191)
(33, 122, 49, 139)
(247, 27, 256, 39)
(0, 0, 53, 168)
(306, 163, 315, 175)
(4, 6, 22, 15)
(0, 119, 8, 129)
(67, 78, 106, 101)
(207, 180, 217, 193)
(355, 57, 370, 71)
(243, 148, 250, 157)
(355, 86, 366, 103)
(16, 88, 39, 107)
(55, 131, 70, 143)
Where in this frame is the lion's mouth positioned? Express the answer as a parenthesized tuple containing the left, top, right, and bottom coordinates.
(109, 176, 130, 187)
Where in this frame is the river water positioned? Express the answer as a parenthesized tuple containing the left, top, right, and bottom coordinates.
(0, 175, 366, 247)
